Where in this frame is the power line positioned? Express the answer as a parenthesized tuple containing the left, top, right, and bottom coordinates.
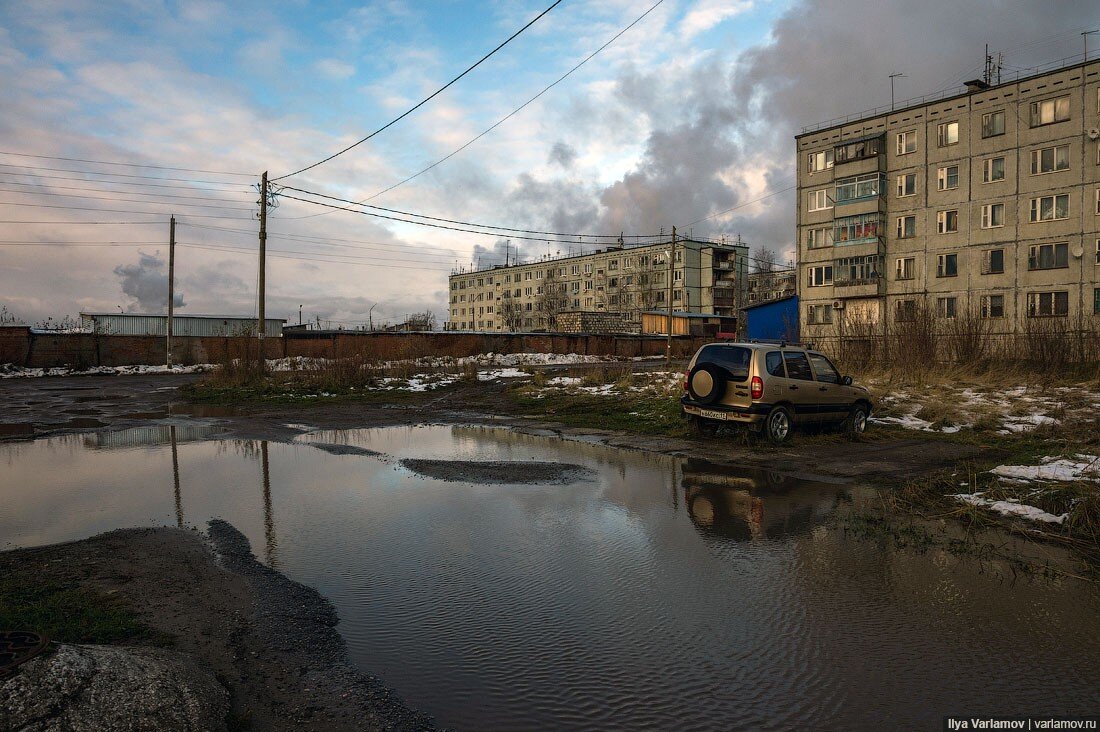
(280, 185, 662, 239)
(0, 188, 256, 212)
(178, 242, 454, 271)
(680, 181, 796, 227)
(0, 169, 250, 193)
(0, 162, 252, 186)
(286, 0, 667, 220)
(182, 221, 468, 256)
(0, 220, 164, 225)
(0, 180, 255, 204)
(0, 150, 255, 177)
(0, 201, 251, 220)
(273, 0, 564, 181)
(278, 191, 661, 248)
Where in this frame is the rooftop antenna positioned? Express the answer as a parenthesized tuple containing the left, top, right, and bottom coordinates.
(889, 72, 906, 109)
(1084, 30, 1099, 63)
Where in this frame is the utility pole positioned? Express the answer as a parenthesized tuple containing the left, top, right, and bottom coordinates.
(666, 226, 675, 365)
(257, 171, 268, 368)
(167, 215, 175, 368)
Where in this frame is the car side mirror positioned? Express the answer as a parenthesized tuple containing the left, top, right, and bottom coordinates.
(842, 375, 853, 386)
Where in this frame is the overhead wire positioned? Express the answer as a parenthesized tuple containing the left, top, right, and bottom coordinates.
(0, 150, 255, 177)
(0, 162, 253, 187)
(273, 0, 564, 181)
(284, 0, 667, 220)
(0, 169, 251, 193)
(279, 185, 663, 239)
(0, 188, 257, 212)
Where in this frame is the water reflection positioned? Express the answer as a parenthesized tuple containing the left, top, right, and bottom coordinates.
(1, 425, 1098, 731)
(682, 459, 844, 541)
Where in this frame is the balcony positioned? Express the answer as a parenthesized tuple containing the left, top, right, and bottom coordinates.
(834, 173, 886, 208)
(834, 213, 885, 247)
(833, 135, 884, 166)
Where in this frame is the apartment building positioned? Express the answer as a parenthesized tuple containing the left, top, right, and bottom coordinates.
(445, 238, 748, 332)
(796, 58, 1100, 340)
(746, 270, 797, 305)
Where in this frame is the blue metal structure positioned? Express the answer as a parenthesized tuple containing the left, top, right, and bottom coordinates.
(743, 296, 799, 342)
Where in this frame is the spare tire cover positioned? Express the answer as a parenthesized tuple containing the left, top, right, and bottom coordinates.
(688, 363, 726, 405)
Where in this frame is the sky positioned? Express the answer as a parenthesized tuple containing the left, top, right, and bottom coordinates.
(1, 0, 1097, 328)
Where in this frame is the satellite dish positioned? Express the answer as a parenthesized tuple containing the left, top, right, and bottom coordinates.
(1071, 246, 1084, 258)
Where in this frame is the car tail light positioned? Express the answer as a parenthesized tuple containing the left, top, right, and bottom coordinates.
(683, 370, 690, 391)
(750, 376, 763, 400)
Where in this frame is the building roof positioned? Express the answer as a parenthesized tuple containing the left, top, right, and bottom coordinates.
(797, 57, 1098, 138)
(81, 312, 287, 322)
(741, 295, 798, 311)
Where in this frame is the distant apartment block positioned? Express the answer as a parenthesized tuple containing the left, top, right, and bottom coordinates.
(795, 58, 1100, 339)
(445, 238, 748, 332)
(746, 270, 797, 305)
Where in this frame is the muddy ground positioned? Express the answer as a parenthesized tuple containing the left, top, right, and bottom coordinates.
(0, 372, 980, 483)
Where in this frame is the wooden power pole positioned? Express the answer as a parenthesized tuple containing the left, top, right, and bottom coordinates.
(167, 215, 175, 368)
(666, 226, 676, 365)
(257, 171, 268, 367)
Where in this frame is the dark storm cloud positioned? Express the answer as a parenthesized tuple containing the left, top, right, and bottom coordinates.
(548, 141, 578, 168)
(113, 252, 184, 312)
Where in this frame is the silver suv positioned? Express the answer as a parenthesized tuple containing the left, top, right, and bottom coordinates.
(680, 341, 872, 443)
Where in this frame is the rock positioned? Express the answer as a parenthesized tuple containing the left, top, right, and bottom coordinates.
(0, 643, 228, 731)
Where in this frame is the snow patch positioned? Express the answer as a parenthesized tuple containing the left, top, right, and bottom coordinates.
(952, 493, 1068, 524)
(990, 454, 1100, 483)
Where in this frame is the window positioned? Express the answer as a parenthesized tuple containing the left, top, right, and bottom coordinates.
(834, 137, 883, 163)
(980, 294, 1005, 319)
(896, 300, 917, 321)
(571, 282, 580, 294)
(896, 215, 916, 239)
(937, 253, 958, 277)
(782, 351, 815, 381)
(1030, 145, 1070, 174)
(937, 210, 959, 234)
(834, 213, 883, 244)
(1027, 291, 1069, 317)
(937, 121, 959, 147)
(895, 257, 915, 280)
(673, 270, 683, 281)
(1028, 242, 1069, 270)
(1096, 189, 1100, 215)
(536, 270, 544, 279)
(765, 351, 785, 376)
(1029, 96, 1070, 126)
(937, 296, 957, 319)
(981, 203, 1004, 229)
(983, 157, 1005, 183)
(608, 260, 618, 271)
(936, 165, 959, 191)
(583, 263, 592, 274)
(524, 272, 532, 280)
(834, 255, 882, 285)
(1029, 194, 1069, 222)
(808, 265, 833, 287)
(570, 265, 580, 275)
(896, 173, 916, 197)
(807, 304, 833, 325)
(524, 287, 532, 296)
(834, 173, 884, 203)
(536, 286, 543, 295)
(896, 131, 916, 155)
(808, 149, 834, 172)
(1094, 288, 1100, 315)
(981, 110, 1005, 138)
(1096, 238, 1100, 265)
(808, 353, 841, 383)
(982, 249, 1005, 275)
(808, 188, 832, 212)
(807, 226, 833, 249)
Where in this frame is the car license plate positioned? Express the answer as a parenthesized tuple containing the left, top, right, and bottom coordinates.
(695, 408, 727, 421)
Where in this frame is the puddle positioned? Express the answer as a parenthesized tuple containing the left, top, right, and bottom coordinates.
(1, 425, 1098, 730)
(0, 424, 34, 440)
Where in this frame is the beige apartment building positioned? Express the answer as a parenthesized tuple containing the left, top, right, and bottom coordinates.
(796, 59, 1100, 341)
(445, 238, 748, 332)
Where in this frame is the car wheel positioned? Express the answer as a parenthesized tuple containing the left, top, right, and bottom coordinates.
(845, 404, 869, 437)
(764, 406, 792, 444)
(692, 416, 720, 437)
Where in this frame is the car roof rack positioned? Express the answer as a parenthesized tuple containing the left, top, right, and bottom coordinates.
(747, 338, 816, 349)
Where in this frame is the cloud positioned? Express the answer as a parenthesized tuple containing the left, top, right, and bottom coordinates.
(315, 58, 355, 80)
(679, 0, 754, 40)
(113, 252, 185, 312)
(548, 141, 577, 168)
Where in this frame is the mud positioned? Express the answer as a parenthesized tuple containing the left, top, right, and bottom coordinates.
(0, 523, 434, 731)
(400, 458, 594, 483)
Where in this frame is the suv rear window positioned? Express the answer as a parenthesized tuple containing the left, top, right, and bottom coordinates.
(697, 345, 751, 382)
(808, 353, 840, 384)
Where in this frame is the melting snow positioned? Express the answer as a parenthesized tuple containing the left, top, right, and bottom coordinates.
(952, 493, 1068, 524)
(990, 454, 1100, 483)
